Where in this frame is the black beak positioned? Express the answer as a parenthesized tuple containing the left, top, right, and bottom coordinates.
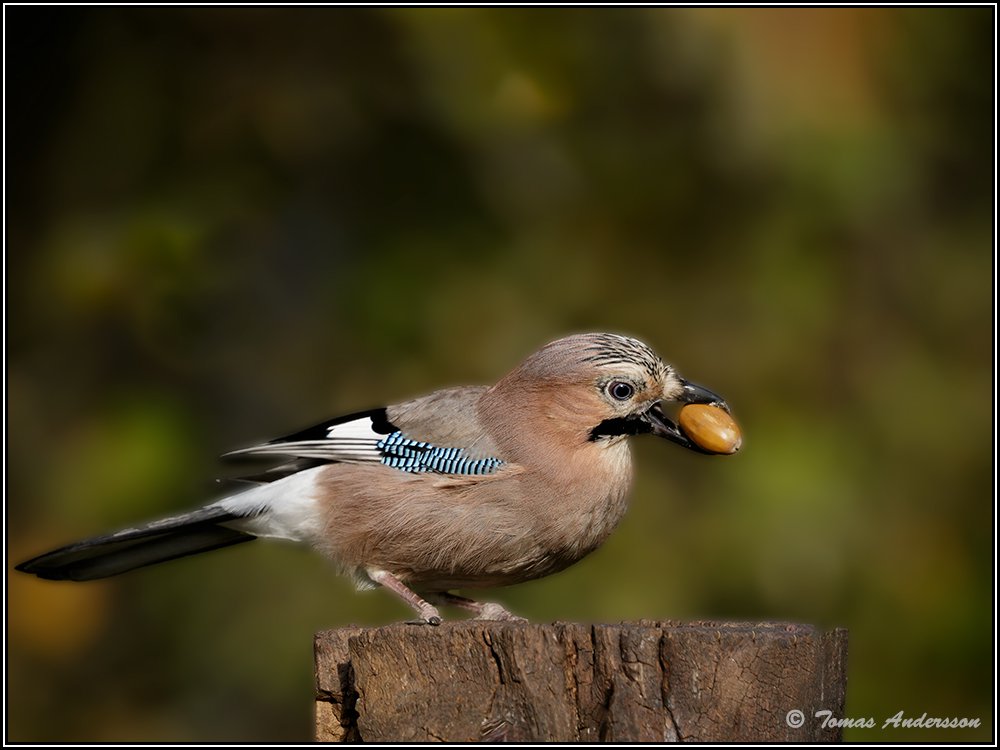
(677, 380, 729, 411)
(641, 379, 728, 453)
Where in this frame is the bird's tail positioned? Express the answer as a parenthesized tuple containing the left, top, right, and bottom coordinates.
(15, 505, 257, 581)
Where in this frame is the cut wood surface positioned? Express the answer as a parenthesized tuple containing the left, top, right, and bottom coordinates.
(315, 620, 848, 742)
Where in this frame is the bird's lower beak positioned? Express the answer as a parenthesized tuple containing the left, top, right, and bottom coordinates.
(641, 379, 729, 453)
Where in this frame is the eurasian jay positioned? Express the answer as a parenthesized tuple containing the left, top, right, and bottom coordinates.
(17, 333, 733, 623)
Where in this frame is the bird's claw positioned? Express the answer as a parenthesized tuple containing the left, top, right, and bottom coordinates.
(405, 616, 441, 626)
(406, 604, 442, 625)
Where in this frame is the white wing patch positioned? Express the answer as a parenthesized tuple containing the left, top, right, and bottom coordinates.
(224, 414, 384, 464)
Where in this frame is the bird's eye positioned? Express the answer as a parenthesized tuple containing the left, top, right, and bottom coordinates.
(608, 381, 635, 401)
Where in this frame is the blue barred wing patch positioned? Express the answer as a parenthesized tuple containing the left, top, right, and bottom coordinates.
(377, 431, 505, 475)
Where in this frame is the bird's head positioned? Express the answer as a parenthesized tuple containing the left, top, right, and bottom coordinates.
(493, 333, 730, 453)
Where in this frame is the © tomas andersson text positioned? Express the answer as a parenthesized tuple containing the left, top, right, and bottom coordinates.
(814, 709, 982, 730)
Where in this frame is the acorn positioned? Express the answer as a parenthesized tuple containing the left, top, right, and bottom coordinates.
(678, 403, 742, 455)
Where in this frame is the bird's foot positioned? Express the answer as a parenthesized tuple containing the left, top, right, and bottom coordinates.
(475, 602, 528, 622)
(406, 607, 441, 625)
(405, 603, 442, 626)
(427, 592, 527, 622)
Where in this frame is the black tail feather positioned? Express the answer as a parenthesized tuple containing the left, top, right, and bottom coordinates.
(16, 506, 257, 581)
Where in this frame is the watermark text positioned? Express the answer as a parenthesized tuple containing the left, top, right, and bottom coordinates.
(786, 709, 981, 731)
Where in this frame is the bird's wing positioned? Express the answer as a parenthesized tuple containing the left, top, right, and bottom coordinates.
(224, 407, 396, 464)
(223, 386, 507, 479)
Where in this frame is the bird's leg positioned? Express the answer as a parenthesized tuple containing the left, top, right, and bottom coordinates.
(428, 592, 527, 622)
(368, 568, 441, 625)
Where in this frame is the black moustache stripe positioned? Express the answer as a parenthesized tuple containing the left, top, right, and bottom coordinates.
(588, 416, 652, 441)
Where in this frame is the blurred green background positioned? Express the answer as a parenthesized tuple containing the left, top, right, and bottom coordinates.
(6, 7, 993, 742)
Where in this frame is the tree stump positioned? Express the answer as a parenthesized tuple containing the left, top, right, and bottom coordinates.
(315, 620, 848, 742)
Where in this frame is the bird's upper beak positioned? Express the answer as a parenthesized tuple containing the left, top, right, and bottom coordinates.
(641, 379, 729, 453)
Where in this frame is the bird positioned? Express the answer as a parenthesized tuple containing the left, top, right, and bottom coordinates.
(17, 333, 735, 624)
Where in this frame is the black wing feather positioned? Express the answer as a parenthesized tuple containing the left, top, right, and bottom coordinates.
(264, 407, 396, 445)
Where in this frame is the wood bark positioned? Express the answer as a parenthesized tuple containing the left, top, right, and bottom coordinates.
(315, 620, 848, 742)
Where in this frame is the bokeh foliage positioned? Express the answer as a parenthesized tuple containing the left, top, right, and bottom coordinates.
(6, 7, 992, 742)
